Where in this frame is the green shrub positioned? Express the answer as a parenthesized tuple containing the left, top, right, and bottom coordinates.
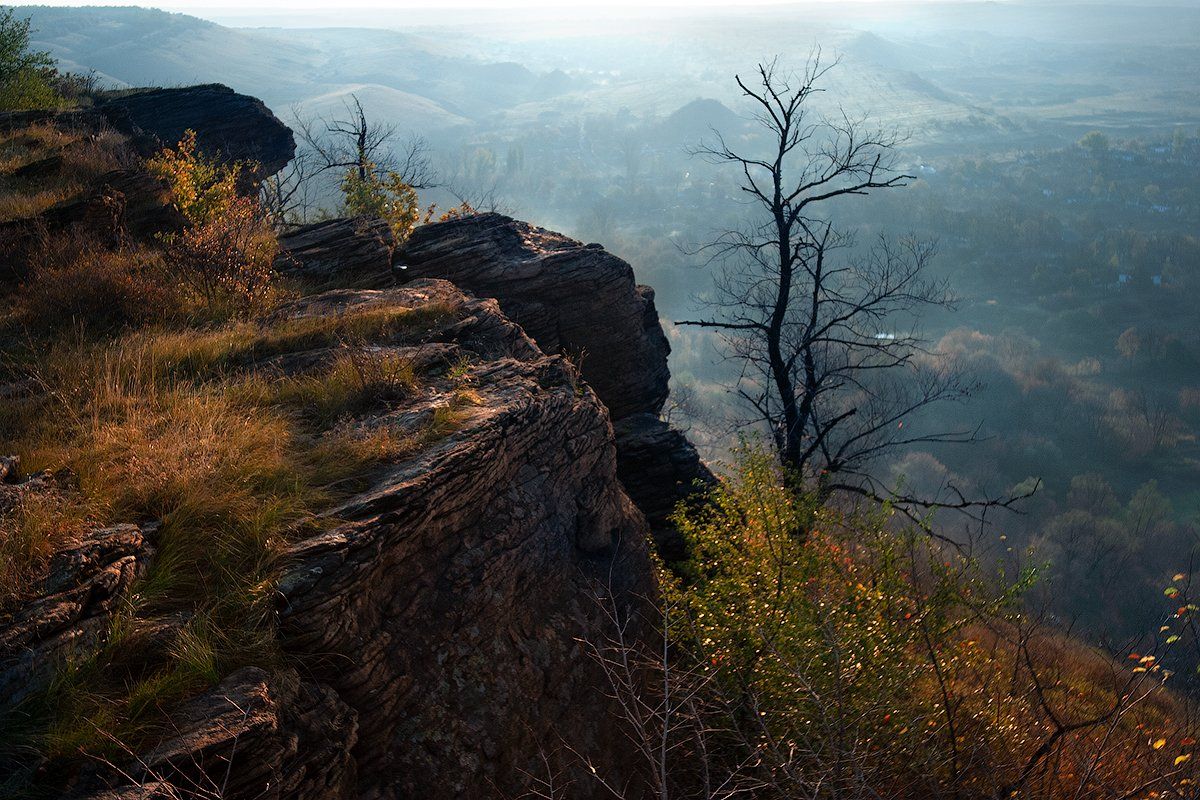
(341, 161, 419, 243)
(622, 444, 1195, 799)
(0, 9, 61, 111)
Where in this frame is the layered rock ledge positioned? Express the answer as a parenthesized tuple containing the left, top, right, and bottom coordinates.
(12, 279, 656, 799)
(399, 212, 672, 421)
(398, 213, 713, 556)
(97, 84, 296, 177)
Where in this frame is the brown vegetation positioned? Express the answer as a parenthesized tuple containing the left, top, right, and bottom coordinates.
(0, 123, 131, 221)
(0, 123, 477, 775)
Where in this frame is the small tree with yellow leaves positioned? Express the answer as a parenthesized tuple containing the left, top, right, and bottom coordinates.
(340, 161, 420, 243)
(576, 443, 1188, 799)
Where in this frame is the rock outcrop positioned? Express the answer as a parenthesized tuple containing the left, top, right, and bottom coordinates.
(1, 86, 714, 798)
(101, 667, 359, 800)
(398, 213, 713, 560)
(16, 280, 656, 799)
(399, 212, 671, 421)
(0, 521, 156, 710)
(0, 85, 294, 278)
(98, 84, 296, 178)
(275, 216, 396, 286)
(274, 280, 653, 798)
(0, 85, 296, 178)
(612, 413, 717, 562)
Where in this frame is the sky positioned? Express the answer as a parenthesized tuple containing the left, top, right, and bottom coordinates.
(23, 0, 927, 8)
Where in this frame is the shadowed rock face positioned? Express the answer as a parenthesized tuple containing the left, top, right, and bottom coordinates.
(275, 216, 396, 286)
(399, 212, 672, 421)
(134, 668, 358, 800)
(613, 413, 717, 563)
(0, 85, 295, 179)
(66, 667, 358, 800)
(0, 521, 156, 711)
(98, 84, 296, 178)
(274, 281, 654, 798)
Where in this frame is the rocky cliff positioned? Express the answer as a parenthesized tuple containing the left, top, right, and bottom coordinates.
(398, 213, 715, 558)
(97, 84, 296, 178)
(400, 213, 672, 421)
(2, 279, 656, 799)
(0, 90, 710, 799)
(274, 282, 654, 798)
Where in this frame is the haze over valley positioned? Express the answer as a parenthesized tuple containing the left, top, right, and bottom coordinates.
(4, 3, 1200, 796)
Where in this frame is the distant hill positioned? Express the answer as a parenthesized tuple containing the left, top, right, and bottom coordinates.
(16, 5, 573, 134)
(20, 6, 319, 100)
(301, 83, 471, 131)
(662, 98, 744, 138)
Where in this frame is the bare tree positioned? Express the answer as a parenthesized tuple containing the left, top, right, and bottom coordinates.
(293, 94, 439, 190)
(678, 55, 1030, 520)
(260, 148, 320, 226)
(264, 94, 441, 226)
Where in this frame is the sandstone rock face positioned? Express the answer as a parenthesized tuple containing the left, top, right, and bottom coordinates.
(98, 84, 296, 178)
(399, 212, 671, 421)
(275, 216, 396, 286)
(274, 280, 654, 798)
(613, 413, 717, 563)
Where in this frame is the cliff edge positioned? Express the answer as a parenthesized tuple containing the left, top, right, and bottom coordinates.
(0, 88, 707, 799)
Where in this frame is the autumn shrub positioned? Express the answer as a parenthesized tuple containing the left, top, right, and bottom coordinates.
(148, 130, 278, 314)
(422, 199, 477, 224)
(589, 444, 1200, 800)
(157, 194, 277, 313)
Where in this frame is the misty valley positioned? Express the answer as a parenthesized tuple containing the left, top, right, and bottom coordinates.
(1, 1, 1200, 798)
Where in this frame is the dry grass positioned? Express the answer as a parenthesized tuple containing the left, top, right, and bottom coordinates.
(0, 116, 476, 789)
(0, 186, 77, 221)
(0, 489, 90, 614)
(14, 243, 182, 333)
(0, 123, 76, 172)
(0, 293, 467, 771)
(0, 124, 131, 222)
